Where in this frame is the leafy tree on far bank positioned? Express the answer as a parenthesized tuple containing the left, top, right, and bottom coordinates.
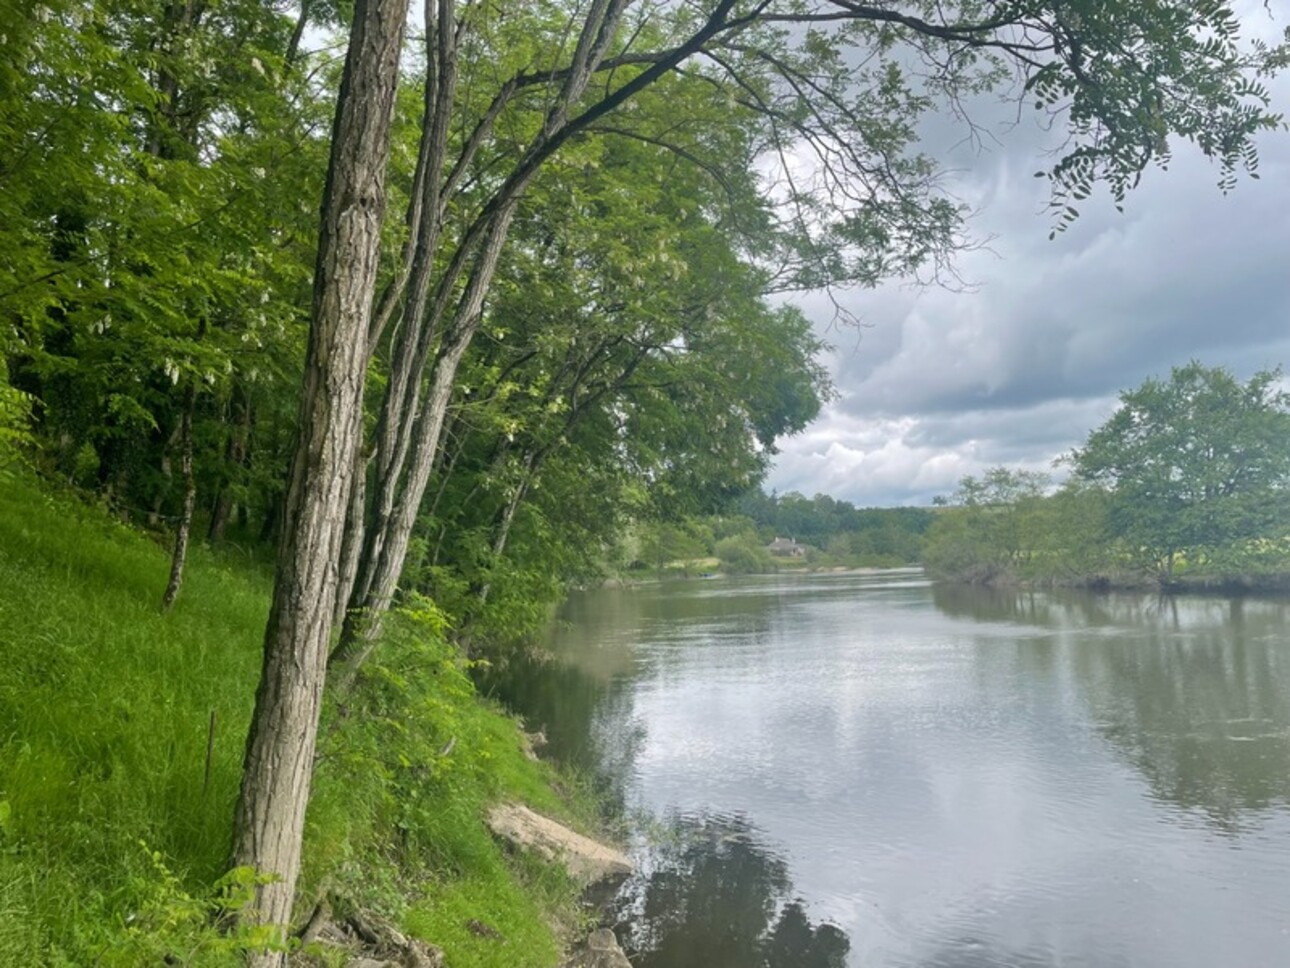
(922, 468, 1051, 583)
(926, 365, 1290, 589)
(1072, 362, 1290, 582)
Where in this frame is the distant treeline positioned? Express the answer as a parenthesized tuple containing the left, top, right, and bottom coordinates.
(614, 362, 1290, 591)
(622, 491, 935, 575)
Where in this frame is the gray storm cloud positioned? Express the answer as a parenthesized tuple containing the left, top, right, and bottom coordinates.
(767, 40, 1290, 508)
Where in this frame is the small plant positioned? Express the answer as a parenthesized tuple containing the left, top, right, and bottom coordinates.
(105, 850, 284, 966)
(0, 378, 33, 480)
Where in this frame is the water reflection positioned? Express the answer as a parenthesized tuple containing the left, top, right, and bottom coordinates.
(490, 576, 1290, 968)
(1067, 603, 1290, 829)
(476, 647, 641, 815)
(614, 813, 849, 968)
(931, 584, 1290, 827)
(906, 939, 1111, 968)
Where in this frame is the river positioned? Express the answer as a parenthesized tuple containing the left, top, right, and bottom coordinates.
(483, 570, 1290, 968)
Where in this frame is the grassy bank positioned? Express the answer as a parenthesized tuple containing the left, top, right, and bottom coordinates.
(0, 474, 597, 966)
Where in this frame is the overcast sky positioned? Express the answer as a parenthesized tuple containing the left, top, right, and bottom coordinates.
(765, 9, 1290, 508)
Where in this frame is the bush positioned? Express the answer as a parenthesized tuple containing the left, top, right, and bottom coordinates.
(715, 535, 773, 574)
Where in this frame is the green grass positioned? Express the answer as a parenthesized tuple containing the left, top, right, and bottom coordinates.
(0, 475, 599, 966)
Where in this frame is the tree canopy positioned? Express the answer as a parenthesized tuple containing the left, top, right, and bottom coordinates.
(925, 364, 1290, 588)
(1073, 362, 1290, 579)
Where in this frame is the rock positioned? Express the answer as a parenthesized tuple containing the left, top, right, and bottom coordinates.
(519, 727, 548, 761)
(401, 939, 446, 968)
(561, 928, 632, 968)
(465, 917, 504, 940)
(487, 804, 632, 887)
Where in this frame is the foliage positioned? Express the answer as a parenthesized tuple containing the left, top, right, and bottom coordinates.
(926, 367, 1290, 588)
(1023, 0, 1283, 233)
(1072, 362, 1290, 581)
(400, 119, 832, 641)
(607, 492, 935, 578)
(923, 473, 1116, 585)
(714, 534, 775, 575)
(0, 371, 34, 477)
(737, 490, 934, 564)
(0, 0, 324, 527)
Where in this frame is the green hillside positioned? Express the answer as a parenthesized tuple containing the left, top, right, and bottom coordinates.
(0, 475, 591, 966)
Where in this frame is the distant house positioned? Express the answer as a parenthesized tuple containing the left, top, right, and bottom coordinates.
(766, 536, 807, 558)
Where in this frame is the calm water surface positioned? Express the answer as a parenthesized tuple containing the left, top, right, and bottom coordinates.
(486, 571, 1290, 967)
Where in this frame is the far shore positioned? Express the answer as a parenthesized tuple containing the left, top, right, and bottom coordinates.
(598, 566, 1290, 599)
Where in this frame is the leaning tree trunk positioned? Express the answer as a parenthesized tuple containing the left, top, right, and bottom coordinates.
(473, 452, 535, 606)
(329, 0, 727, 677)
(230, 0, 408, 957)
(331, 203, 518, 682)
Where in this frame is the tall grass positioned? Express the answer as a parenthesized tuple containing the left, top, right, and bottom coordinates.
(0, 476, 596, 966)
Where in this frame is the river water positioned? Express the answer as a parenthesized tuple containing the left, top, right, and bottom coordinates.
(485, 571, 1290, 968)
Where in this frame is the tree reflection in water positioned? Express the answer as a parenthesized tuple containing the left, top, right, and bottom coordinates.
(931, 583, 1290, 830)
(613, 812, 849, 968)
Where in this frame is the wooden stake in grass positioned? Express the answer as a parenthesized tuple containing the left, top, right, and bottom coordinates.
(202, 708, 217, 799)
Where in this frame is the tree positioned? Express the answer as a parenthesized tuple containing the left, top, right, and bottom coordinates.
(229, 0, 410, 956)
(0, 0, 325, 593)
(327, 113, 830, 654)
(1036, 480, 1114, 580)
(332, 0, 1283, 660)
(232, 0, 1281, 944)
(1072, 362, 1290, 582)
(922, 467, 1051, 582)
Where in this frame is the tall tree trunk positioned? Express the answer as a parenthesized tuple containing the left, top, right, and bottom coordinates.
(474, 451, 535, 605)
(333, 444, 369, 625)
(231, 0, 408, 956)
(161, 380, 197, 611)
(329, 0, 458, 635)
(209, 381, 251, 542)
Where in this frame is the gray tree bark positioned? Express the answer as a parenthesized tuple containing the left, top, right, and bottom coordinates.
(161, 380, 197, 611)
(332, 201, 518, 682)
(231, 0, 408, 957)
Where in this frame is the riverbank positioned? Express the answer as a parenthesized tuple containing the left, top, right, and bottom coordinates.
(601, 562, 920, 587)
(0, 474, 610, 966)
(929, 567, 1290, 597)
